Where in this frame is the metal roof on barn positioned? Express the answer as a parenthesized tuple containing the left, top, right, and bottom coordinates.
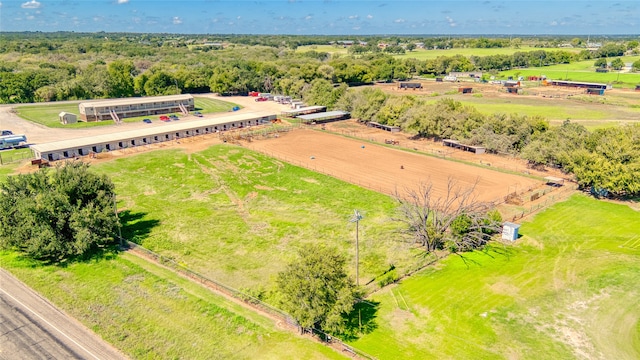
(79, 94, 193, 108)
(296, 111, 350, 121)
(31, 111, 274, 153)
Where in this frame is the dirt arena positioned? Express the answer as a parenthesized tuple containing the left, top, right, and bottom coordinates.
(244, 128, 541, 203)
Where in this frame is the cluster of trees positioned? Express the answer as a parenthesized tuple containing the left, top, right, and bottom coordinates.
(395, 180, 503, 253)
(2, 33, 637, 104)
(0, 162, 120, 261)
(329, 87, 640, 196)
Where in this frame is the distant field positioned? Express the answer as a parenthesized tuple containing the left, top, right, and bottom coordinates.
(455, 96, 640, 122)
(396, 47, 578, 60)
(93, 145, 422, 290)
(14, 97, 239, 129)
(0, 251, 345, 359)
(296, 45, 576, 60)
(350, 194, 640, 359)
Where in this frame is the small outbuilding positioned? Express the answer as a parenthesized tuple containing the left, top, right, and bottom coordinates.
(59, 112, 77, 125)
(502, 222, 521, 241)
(398, 82, 422, 90)
(458, 87, 473, 94)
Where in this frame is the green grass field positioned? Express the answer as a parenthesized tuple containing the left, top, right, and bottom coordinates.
(297, 46, 575, 60)
(14, 97, 239, 129)
(0, 251, 345, 359)
(396, 47, 579, 60)
(93, 145, 422, 291)
(350, 194, 640, 359)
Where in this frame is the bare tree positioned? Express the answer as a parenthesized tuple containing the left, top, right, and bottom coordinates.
(394, 178, 502, 253)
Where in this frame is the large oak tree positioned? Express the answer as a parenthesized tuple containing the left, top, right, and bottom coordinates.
(0, 162, 120, 261)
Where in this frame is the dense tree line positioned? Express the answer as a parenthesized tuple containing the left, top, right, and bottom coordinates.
(329, 86, 640, 197)
(1, 33, 637, 104)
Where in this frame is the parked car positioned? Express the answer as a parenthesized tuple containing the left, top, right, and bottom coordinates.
(159, 115, 170, 122)
(169, 114, 179, 121)
(193, 111, 203, 117)
(255, 97, 268, 102)
(142, 118, 152, 124)
(1, 130, 13, 136)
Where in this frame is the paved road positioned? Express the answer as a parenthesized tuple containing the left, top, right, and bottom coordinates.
(0, 94, 289, 144)
(0, 269, 127, 360)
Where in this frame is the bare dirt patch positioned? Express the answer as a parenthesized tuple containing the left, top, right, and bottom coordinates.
(244, 128, 540, 203)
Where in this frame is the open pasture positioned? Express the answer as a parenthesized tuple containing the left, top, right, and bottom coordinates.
(349, 194, 640, 359)
(93, 145, 425, 290)
(373, 79, 640, 126)
(296, 45, 575, 60)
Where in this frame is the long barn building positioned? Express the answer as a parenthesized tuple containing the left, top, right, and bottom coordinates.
(31, 112, 276, 161)
(79, 94, 195, 121)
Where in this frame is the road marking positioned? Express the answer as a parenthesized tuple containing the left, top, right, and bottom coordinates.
(0, 286, 101, 360)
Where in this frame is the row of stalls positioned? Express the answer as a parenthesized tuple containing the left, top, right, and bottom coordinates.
(31, 112, 276, 162)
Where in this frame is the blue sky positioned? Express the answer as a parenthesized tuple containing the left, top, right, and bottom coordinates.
(0, 1, 638, 35)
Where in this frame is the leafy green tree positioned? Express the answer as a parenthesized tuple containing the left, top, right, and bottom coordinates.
(106, 60, 136, 98)
(277, 244, 358, 333)
(633, 60, 640, 72)
(610, 58, 625, 70)
(0, 162, 120, 261)
(302, 79, 347, 109)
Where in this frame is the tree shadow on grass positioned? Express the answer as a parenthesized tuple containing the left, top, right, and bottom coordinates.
(339, 300, 380, 341)
(455, 243, 517, 270)
(119, 210, 161, 245)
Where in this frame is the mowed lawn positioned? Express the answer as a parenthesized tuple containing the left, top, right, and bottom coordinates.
(14, 97, 238, 129)
(0, 251, 345, 360)
(94, 145, 420, 290)
(350, 194, 640, 359)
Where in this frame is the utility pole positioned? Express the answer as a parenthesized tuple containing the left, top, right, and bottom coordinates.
(349, 210, 363, 286)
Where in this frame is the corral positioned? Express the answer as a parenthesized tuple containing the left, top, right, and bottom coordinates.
(31, 112, 276, 161)
(245, 129, 538, 203)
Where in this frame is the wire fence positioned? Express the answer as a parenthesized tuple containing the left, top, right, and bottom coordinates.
(124, 241, 377, 359)
(0, 149, 33, 165)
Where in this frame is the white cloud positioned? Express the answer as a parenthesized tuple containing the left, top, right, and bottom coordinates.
(172, 16, 182, 25)
(237, 16, 241, 20)
(21, 0, 41, 9)
(550, 20, 558, 26)
(446, 16, 456, 27)
(353, 26, 361, 30)
(348, 15, 358, 19)
(117, 0, 129, 4)
(366, 14, 373, 19)
(0, 2, 3, 8)
(394, 18, 405, 23)
(305, 15, 312, 20)
(26, 15, 35, 20)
